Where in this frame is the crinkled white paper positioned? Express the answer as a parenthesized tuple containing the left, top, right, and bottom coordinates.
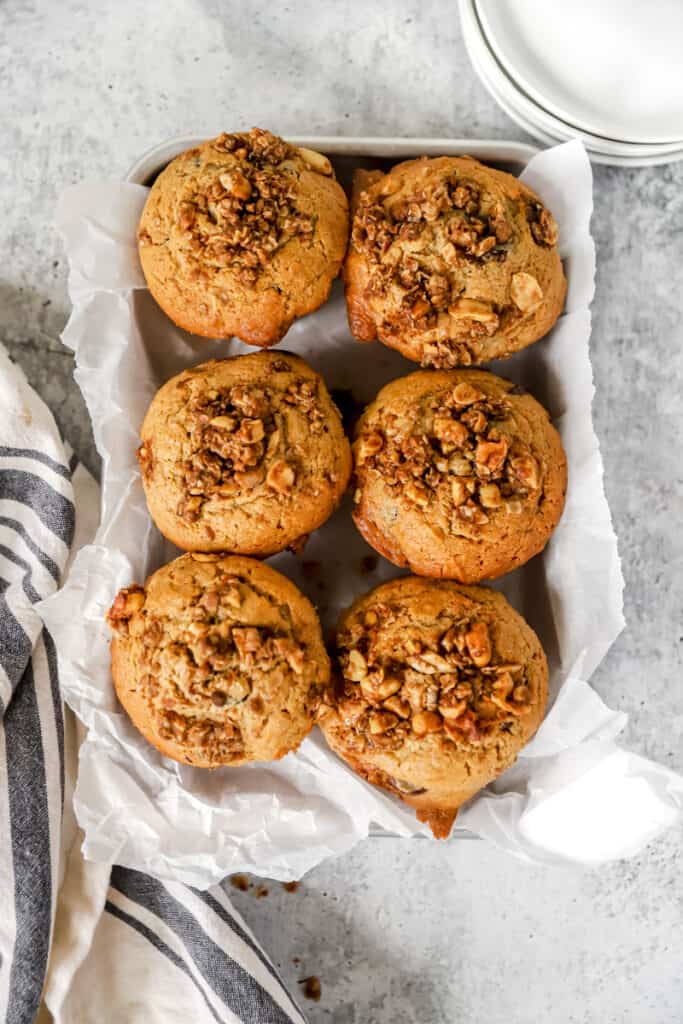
(39, 140, 683, 885)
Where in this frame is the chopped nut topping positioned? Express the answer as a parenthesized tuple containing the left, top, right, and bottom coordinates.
(209, 415, 237, 431)
(433, 414, 469, 448)
(411, 710, 444, 736)
(108, 569, 309, 763)
(360, 672, 402, 702)
(351, 167, 525, 346)
(274, 636, 305, 674)
(346, 649, 368, 681)
(382, 695, 411, 718)
(174, 129, 315, 283)
(297, 146, 333, 176)
(452, 381, 485, 406)
(408, 651, 453, 675)
(509, 455, 540, 491)
(526, 200, 559, 247)
(448, 298, 499, 334)
(107, 586, 145, 633)
(266, 459, 296, 495)
(450, 478, 469, 507)
(355, 382, 542, 530)
(233, 626, 260, 659)
(136, 442, 154, 480)
(218, 169, 252, 200)
(356, 432, 384, 462)
(335, 599, 532, 755)
(369, 710, 399, 735)
(178, 201, 196, 231)
(475, 437, 509, 474)
(158, 708, 243, 758)
(169, 371, 325, 522)
(405, 479, 430, 508)
(510, 272, 544, 313)
(478, 483, 502, 508)
(465, 622, 492, 667)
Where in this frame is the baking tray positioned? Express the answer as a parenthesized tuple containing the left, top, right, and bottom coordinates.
(124, 135, 540, 841)
(48, 128, 627, 882)
(126, 134, 539, 187)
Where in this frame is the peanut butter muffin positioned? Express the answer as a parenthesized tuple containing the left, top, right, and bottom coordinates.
(344, 155, 565, 366)
(137, 352, 351, 555)
(138, 129, 349, 346)
(351, 369, 567, 582)
(107, 553, 329, 767)
(319, 577, 548, 837)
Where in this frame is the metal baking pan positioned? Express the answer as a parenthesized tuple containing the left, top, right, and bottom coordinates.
(124, 134, 541, 842)
(126, 134, 539, 186)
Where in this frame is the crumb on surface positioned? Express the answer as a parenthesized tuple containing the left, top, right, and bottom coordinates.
(230, 873, 250, 891)
(299, 976, 322, 1002)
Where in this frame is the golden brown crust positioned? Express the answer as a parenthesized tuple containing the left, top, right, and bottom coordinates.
(351, 369, 567, 582)
(318, 577, 548, 837)
(107, 554, 330, 767)
(138, 129, 349, 346)
(344, 155, 566, 366)
(137, 352, 352, 555)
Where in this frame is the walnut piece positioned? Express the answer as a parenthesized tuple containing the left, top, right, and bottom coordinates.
(465, 622, 491, 667)
(136, 441, 154, 480)
(509, 455, 540, 491)
(297, 146, 333, 176)
(218, 169, 252, 200)
(356, 432, 384, 462)
(266, 459, 296, 496)
(452, 382, 485, 406)
(448, 299, 499, 334)
(411, 710, 443, 736)
(511, 272, 544, 313)
(475, 437, 509, 475)
(527, 201, 559, 247)
(369, 711, 399, 735)
(107, 586, 145, 633)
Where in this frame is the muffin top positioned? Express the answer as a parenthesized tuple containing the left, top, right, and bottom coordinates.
(138, 128, 349, 346)
(344, 156, 566, 366)
(352, 369, 567, 582)
(318, 577, 548, 837)
(107, 553, 329, 768)
(137, 352, 351, 555)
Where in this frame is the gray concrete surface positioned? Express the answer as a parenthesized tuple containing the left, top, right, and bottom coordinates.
(2, 1, 681, 1021)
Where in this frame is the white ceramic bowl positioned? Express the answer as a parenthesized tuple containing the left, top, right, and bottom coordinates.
(475, 0, 683, 146)
(460, 0, 683, 167)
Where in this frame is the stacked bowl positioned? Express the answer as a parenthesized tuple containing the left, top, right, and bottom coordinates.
(460, 0, 683, 167)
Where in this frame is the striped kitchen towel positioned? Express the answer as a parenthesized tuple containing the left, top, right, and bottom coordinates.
(0, 344, 307, 1024)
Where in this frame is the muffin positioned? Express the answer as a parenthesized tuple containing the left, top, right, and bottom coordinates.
(351, 369, 567, 582)
(138, 128, 349, 346)
(107, 553, 329, 767)
(319, 577, 548, 838)
(137, 352, 351, 555)
(344, 155, 566, 367)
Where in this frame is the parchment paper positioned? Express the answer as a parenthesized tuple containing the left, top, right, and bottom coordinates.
(38, 140, 683, 885)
